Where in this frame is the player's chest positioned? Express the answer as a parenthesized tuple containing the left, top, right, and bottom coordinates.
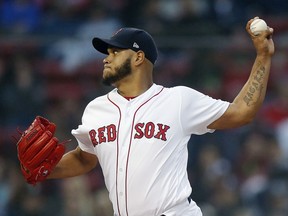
(85, 101, 179, 147)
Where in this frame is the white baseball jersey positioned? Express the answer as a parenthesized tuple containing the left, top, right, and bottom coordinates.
(72, 84, 229, 216)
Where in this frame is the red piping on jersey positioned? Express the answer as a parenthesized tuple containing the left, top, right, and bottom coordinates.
(108, 86, 164, 216)
(107, 95, 122, 216)
(124, 87, 165, 216)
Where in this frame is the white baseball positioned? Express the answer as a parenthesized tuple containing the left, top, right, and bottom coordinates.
(250, 19, 267, 35)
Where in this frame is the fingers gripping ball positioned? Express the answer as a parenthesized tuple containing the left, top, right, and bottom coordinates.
(17, 116, 65, 185)
(250, 18, 268, 36)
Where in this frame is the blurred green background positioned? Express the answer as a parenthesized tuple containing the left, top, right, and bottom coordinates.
(0, 0, 288, 216)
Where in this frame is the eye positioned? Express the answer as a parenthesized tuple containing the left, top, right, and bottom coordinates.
(107, 48, 123, 55)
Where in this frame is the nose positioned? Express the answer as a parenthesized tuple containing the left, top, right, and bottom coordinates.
(103, 58, 109, 64)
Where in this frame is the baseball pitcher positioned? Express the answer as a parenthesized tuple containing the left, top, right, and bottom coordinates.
(16, 17, 274, 216)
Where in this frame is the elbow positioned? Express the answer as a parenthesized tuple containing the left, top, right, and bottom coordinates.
(230, 101, 259, 127)
(237, 112, 256, 127)
(240, 117, 254, 126)
(77, 148, 98, 171)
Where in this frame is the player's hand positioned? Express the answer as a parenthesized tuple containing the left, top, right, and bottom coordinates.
(246, 17, 275, 57)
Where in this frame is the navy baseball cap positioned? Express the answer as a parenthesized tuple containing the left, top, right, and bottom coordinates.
(92, 28, 158, 64)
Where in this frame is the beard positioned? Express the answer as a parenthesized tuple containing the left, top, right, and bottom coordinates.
(102, 58, 132, 86)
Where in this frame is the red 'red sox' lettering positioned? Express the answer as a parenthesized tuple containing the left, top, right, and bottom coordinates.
(89, 124, 117, 146)
(89, 122, 170, 146)
(134, 122, 170, 141)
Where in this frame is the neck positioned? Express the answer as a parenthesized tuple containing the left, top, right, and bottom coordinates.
(124, 96, 137, 101)
(116, 80, 153, 97)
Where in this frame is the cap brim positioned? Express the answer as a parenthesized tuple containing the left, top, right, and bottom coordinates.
(92, 38, 128, 54)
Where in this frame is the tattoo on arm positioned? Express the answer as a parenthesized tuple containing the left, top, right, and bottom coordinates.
(243, 62, 266, 106)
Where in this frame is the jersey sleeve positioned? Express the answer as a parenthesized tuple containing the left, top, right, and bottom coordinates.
(177, 86, 230, 135)
(71, 124, 95, 155)
(71, 102, 96, 155)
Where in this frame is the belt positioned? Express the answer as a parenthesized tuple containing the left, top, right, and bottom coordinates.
(160, 197, 192, 216)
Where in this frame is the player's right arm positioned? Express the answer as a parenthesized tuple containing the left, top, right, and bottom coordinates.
(208, 17, 274, 130)
(48, 146, 98, 179)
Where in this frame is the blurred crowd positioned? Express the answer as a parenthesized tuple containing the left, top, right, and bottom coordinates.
(0, 0, 288, 216)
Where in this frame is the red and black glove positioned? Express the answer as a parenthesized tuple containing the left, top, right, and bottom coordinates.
(17, 116, 65, 185)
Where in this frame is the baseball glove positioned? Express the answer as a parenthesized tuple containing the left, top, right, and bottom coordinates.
(17, 116, 65, 185)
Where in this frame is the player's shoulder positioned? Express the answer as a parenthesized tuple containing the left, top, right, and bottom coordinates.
(167, 85, 202, 95)
(87, 94, 109, 106)
(169, 85, 193, 91)
(163, 85, 209, 103)
(83, 91, 113, 112)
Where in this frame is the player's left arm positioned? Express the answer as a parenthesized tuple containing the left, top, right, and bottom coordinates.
(208, 17, 275, 130)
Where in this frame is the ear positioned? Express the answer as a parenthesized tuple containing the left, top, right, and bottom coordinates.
(133, 51, 145, 66)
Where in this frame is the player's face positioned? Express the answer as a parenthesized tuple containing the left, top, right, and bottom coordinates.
(102, 48, 132, 86)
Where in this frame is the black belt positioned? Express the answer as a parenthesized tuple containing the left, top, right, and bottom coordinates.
(160, 197, 192, 216)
